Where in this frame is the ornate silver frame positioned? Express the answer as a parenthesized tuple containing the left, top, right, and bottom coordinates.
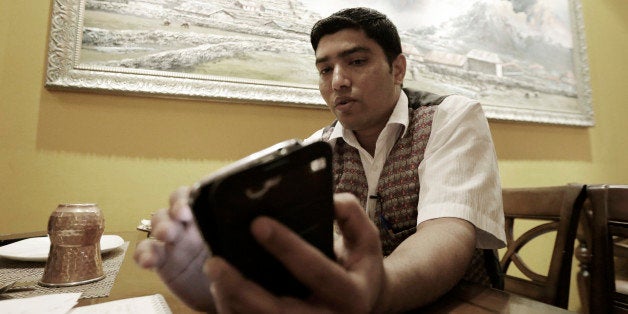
(45, 0, 594, 126)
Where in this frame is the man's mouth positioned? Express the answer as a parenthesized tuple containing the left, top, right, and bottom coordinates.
(334, 97, 354, 108)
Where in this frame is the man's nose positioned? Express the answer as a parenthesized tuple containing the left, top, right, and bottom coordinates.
(331, 66, 350, 90)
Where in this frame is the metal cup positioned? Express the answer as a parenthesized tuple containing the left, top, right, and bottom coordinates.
(39, 203, 106, 287)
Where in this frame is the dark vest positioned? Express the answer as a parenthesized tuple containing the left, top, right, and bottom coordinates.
(322, 88, 501, 288)
(322, 89, 442, 255)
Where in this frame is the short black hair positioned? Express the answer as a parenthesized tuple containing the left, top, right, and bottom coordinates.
(310, 7, 402, 66)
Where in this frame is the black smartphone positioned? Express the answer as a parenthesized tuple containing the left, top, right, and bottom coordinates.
(189, 139, 335, 298)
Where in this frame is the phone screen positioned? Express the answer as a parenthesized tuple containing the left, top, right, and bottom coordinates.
(190, 140, 335, 297)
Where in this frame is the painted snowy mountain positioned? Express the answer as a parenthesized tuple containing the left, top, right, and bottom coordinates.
(403, 1, 574, 73)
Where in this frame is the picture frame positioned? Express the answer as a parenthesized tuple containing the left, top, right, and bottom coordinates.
(45, 0, 594, 126)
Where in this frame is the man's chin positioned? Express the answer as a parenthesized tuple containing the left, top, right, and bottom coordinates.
(335, 119, 359, 132)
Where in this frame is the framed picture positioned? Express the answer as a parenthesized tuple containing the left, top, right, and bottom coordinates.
(45, 0, 594, 126)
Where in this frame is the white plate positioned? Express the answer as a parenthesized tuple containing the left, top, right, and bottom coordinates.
(0, 235, 124, 262)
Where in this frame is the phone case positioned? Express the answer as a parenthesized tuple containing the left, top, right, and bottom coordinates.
(190, 140, 335, 297)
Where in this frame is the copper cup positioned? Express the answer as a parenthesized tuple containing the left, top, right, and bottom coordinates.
(39, 203, 106, 287)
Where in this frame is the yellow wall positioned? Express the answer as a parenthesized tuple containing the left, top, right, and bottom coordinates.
(1, 0, 627, 311)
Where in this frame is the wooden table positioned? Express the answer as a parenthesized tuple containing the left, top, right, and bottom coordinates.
(418, 281, 572, 313)
(71, 230, 571, 313)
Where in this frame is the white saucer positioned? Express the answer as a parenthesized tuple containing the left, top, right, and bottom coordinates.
(0, 235, 125, 262)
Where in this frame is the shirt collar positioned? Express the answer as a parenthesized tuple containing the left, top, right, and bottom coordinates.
(329, 90, 410, 141)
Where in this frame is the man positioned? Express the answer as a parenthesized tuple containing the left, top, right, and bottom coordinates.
(135, 7, 506, 313)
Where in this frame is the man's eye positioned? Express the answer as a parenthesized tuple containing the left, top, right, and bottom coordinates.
(319, 67, 331, 75)
(351, 59, 366, 65)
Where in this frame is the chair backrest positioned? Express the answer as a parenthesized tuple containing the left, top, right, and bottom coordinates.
(500, 184, 586, 309)
(576, 184, 628, 314)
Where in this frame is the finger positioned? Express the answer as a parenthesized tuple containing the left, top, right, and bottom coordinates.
(332, 193, 384, 309)
(169, 185, 190, 206)
(169, 186, 194, 222)
(157, 228, 208, 277)
(206, 257, 281, 314)
(134, 238, 165, 268)
(333, 193, 381, 256)
(333, 235, 347, 265)
(251, 217, 356, 307)
(140, 214, 208, 274)
(150, 208, 186, 243)
(207, 258, 326, 313)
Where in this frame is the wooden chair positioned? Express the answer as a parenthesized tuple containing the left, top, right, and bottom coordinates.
(576, 184, 628, 314)
(500, 185, 586, 309)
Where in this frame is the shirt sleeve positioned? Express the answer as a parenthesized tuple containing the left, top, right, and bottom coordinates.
(416, 95, 506, 249)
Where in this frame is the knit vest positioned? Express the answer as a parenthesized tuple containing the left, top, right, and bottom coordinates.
(321, 89, 444, 255)
(321, 89, 498, 287)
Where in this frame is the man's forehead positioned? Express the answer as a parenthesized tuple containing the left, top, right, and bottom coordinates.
(315, 30, 376, 59)
(317, 28, 368, 45)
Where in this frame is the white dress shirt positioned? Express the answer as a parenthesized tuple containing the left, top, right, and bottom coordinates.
(306, 91, 506, 249)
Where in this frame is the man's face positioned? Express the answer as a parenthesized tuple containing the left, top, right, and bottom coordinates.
(315, 28, 405, 135)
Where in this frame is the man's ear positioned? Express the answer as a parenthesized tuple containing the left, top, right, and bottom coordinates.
(392, 54, 406, 85)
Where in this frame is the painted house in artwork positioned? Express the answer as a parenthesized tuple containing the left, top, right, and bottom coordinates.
(423, 50, 467, 69)
(466, 49, 502, 77)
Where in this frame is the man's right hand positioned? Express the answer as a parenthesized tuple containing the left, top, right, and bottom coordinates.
(205, 193, 385, 313)
(134, 186, 213, 312)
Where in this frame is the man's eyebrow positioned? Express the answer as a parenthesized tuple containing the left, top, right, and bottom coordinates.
(315, 46, 371, 65)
